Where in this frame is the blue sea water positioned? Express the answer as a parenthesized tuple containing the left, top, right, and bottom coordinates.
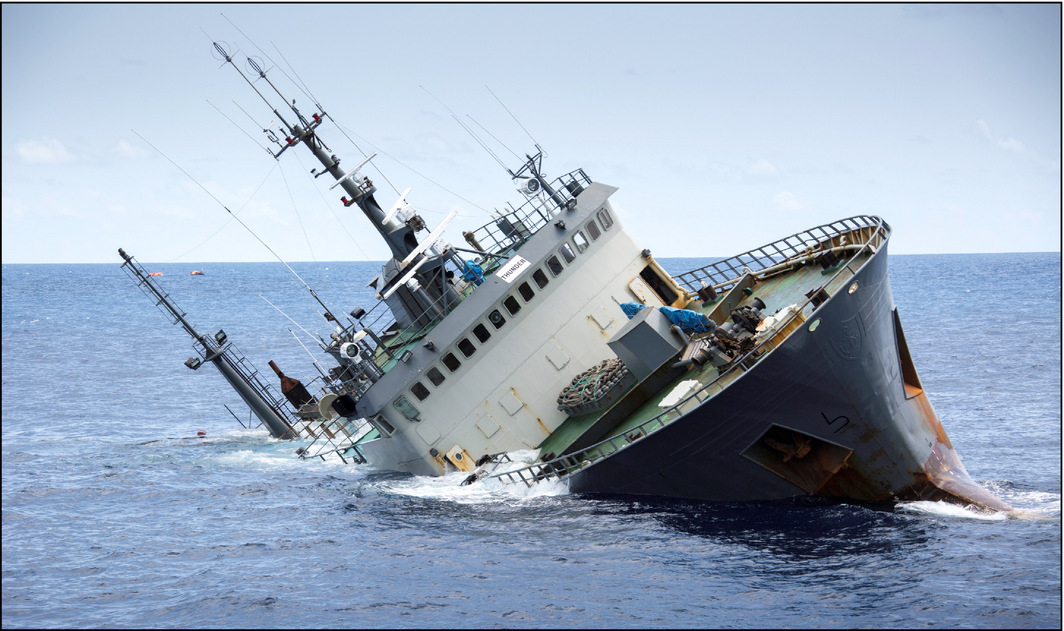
(2, 253, 1060, 628)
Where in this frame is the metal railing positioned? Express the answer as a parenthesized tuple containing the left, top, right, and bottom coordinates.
(465, 169, 592, 256)
(490, 217, 890, 488)
(673, 216, 885, 294)
(346, 169, 592, 374)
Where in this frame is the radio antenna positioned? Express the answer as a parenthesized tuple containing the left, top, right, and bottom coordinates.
(487, 86, 542, 151)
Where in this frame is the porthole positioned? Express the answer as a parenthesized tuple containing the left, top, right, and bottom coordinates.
(849, 281, 859, 294)
(808, 318, 821, 332)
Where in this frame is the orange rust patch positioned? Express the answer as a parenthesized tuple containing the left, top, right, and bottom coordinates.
(912, 391, 952, 448)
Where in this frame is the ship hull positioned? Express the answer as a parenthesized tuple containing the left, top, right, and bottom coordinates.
(566, 240, 1009, 511)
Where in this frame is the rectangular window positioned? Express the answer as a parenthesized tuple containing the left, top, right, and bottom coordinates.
(427, 367, 445, 386)
(518, 282, 535, 302)
(533, 269, 549, 288)
(586, 220, 601, 241)
(443, 352, 462, 372)
(458, 338, 477, 358)
(639, 265, 678, 305)
(573, 231, 589, 253)
(372, 415, 396, 435)
(504, 295, 522, 316)
(394, 396, 421, 420)
(473, 323, 491, 343)
(488, 309, 506, 329)
(598, 208, 614, 230)
(547, 256, 564, 277)
(410, 382, 430, 402)
(560, 243, 576, 263)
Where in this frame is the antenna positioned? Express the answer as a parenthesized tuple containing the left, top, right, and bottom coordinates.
(487, 86, 542, 151)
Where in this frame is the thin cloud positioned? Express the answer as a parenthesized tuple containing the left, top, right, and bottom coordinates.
(772, 191, 804, 211)
(749, 159, 778, 176)
(113, 140, 148, 158)
(16, 138, 76, 164)
(977, 120, 1024, 153)
(998, 137, 1024, 153)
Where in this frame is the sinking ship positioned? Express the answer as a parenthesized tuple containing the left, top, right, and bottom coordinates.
(119, 39, 1010, 512)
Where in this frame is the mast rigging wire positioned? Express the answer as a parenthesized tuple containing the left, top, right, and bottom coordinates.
(467, 114, 522, 162)
(277, 158, 320, 267)
(290, 149, 373, 261)
(133, 129, 340, 322)
(331, 119, 491, 218)
(207, 99, 270, 154)
(164, 162, 277, 263)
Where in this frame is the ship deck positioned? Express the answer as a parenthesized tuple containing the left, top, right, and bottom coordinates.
(536, 253, 868, 459)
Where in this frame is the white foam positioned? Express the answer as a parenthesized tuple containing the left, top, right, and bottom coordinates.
(384, 449, 570, 504)
(897, 500, 1007, 521)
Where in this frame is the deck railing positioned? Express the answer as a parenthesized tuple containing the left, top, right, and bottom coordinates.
(464, 169, 592, 256)
(490, 216, 890, 488)
(673, 216, 885, 294)
(350, 169, 593, 370)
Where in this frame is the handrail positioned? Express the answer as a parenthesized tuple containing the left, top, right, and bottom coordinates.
(490, 217, 890, 488)
(673, 216, 886, 294)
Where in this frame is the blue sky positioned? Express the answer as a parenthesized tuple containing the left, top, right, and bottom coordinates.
(2, 4, 1060, 264)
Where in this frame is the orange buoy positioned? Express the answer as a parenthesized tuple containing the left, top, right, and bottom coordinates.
(148, 272, 163, 277)
(190, 270, 204, 276)
(197, 430, 207, 437)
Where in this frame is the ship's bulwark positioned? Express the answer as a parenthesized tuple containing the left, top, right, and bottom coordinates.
(568, 240, 1012, 512)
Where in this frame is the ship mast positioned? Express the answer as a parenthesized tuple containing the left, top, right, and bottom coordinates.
(213, 42, 418, 261)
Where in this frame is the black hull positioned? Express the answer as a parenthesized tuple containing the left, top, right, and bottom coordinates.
(567, 239, 1010, 511)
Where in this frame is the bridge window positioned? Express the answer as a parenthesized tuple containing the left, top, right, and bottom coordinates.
(410, 382, 430, 402)
(395, 396, 421, 420)
(488, 309, 506, 329)
(547, 256, 564, 277)
(458, 337, 477, 358)
(504, 295, 522, 316)
(473, 323, 491, 343)
(586, 220, 601, 241)
(443, 352, 461, 372)
(427, 367, 445, 386)
(598, 209, 613, 230)
(560, 243, 576, 264)
(518, 281, 535, 302)
(533, 268, 549, 288)
(573, 231, 589, 253)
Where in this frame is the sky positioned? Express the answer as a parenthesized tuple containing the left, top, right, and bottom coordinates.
(2, 3, 1060, 264)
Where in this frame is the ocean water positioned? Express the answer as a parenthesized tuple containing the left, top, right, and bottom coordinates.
(2, 252, 1060, 628)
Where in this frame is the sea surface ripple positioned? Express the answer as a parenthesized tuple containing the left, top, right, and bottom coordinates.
(2, 253, 1060, 628)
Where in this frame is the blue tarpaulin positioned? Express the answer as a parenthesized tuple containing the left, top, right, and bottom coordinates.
(620, 302, 648, 319)
(462, 260, 485, 286)
(658, 306, 716, 334)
